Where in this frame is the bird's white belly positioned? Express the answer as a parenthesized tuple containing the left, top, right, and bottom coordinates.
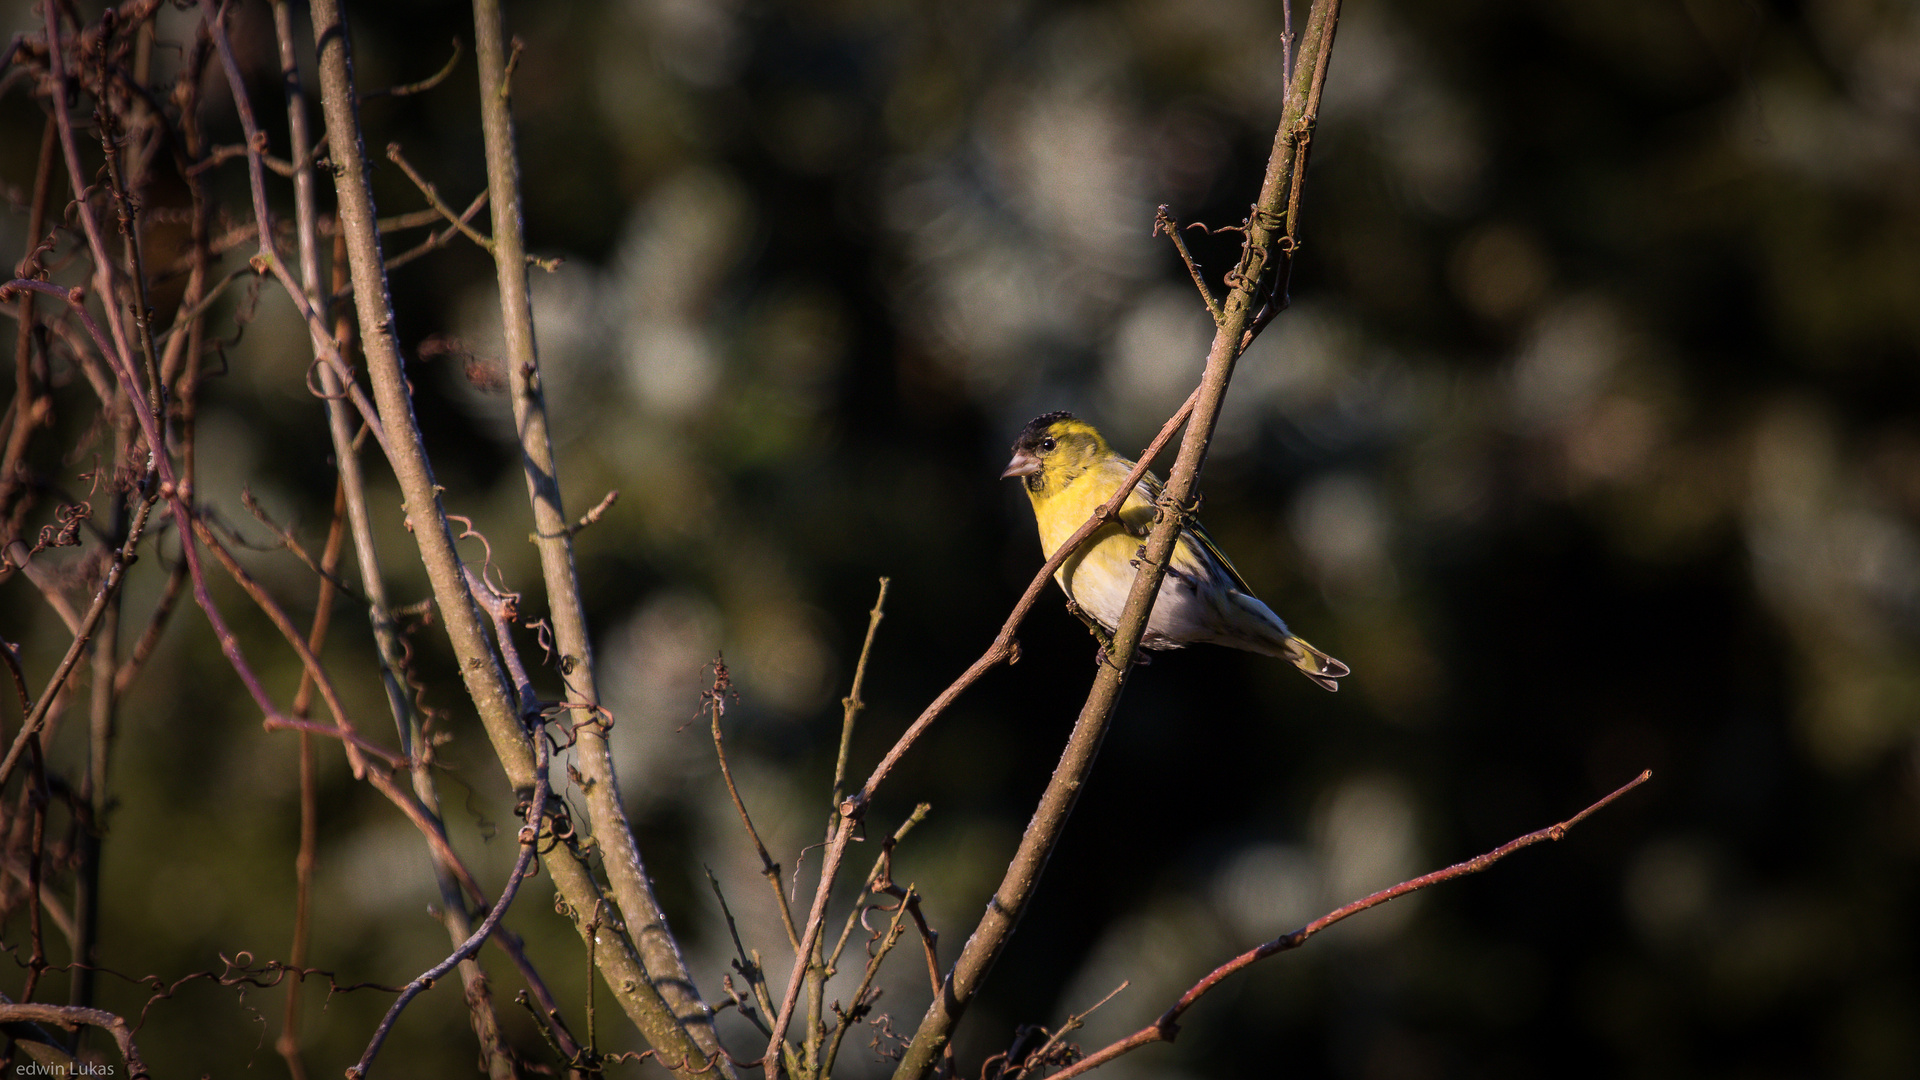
(1058, 538, 1216, 648)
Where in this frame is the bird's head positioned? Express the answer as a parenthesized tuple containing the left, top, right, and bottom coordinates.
(1002, 411, 1111, 495)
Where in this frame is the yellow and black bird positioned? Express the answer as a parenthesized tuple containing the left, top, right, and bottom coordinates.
(1002, 411, 1349, 691)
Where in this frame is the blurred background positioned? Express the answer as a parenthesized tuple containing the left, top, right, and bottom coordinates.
(3, 0, 1919, 1075)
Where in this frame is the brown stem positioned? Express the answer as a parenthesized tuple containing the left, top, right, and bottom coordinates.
(811, 577, 889, 1073)
(348, 724, 552, 1080)
(303, 0, 566, 964)
(385, 143, 495, 252)
(203, 2, 394, 462)
(1154, 207, 1223, 325)
(707, 660, 803, 958)
(274, 475, 348, 1080)
(0, 115, 58, 526)
(268, 3, 522, 1070)
(1048, 772, 1653, 1079)
(187, 517, 386, 770)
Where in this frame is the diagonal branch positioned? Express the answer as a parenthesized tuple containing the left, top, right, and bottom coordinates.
(893, 3, 1345, 1074)
(1154, 207, 1222, 325)
(348, 717, 552, 1080)
(1049, 771, 1653, 1079)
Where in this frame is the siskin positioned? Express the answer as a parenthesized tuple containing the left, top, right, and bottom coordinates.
(1002, 411, 1349, 691)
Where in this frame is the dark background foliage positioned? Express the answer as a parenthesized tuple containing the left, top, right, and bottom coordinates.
(3, 0, 1918, 1076)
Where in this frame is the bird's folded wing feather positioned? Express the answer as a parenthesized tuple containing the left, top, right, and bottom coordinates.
(1111, 462, 1255, 595)
(1187, 518, 1256, 595)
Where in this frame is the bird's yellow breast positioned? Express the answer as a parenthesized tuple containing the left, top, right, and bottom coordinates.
(1028, 458, 1158, 603)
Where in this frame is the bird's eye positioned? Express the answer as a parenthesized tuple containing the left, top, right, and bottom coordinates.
(1040, 437, 1056, 452)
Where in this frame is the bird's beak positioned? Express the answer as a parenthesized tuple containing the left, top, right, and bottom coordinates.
(1001, 450, 1040, 479)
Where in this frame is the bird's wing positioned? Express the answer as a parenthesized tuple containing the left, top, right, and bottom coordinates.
(1185, 516, 1257, 595)
(1114, 462, 1255, 594)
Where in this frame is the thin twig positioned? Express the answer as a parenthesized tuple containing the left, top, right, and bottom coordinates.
(1049, 772, 1653, 1079)
(1009, 980, 1129, 1080)
(269, 9, 339, 1064)
(358, 37, 463, 101)
(824, 805, 931, 979)
(385, 143, 495, 252)
(1154, 206, 1223, 325)
(830, 578, 889, 811)
(706, 659, 803, 957)
(703, 870, 802, 1077)
(203, 1, 393, 462)
(0, 114, 59, 534)
(189, 516, 378, 777)
(810, 576, 889, 1073)
(273, 473, 349, 1080)
(564, 489, 618, 537)
(347, 721, 551, 1079)
(821, 885, 912, 1073)
(111, 557, 187, 697)
(378, 189, 489, 276)
(0, 298, 157, 796)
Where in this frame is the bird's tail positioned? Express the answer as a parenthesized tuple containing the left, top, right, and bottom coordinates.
(1231, 593, 1350, 691)
(1280, 634, 1349, 692)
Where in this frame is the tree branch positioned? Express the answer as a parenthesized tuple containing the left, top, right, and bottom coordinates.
(302, 1, 712, 1064)
(1049, 771, 1653, 1079)
(468, 0, 728, 1067)
(894, 3, 1345, 1073)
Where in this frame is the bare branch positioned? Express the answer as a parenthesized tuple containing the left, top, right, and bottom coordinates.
(893, 3, 1346, 1073)
(705, 659, 803, 957)
(358, 37, 464, 102)
(465, 0, 725, 1065)
(0, 999, 150, 1079)
(1050, 772, 1654, 1079)
(203, 1, 394, 463)
(1154, 207, 1222, 325)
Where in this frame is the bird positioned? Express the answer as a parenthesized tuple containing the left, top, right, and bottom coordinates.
(1002, 411, 1349, 691)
